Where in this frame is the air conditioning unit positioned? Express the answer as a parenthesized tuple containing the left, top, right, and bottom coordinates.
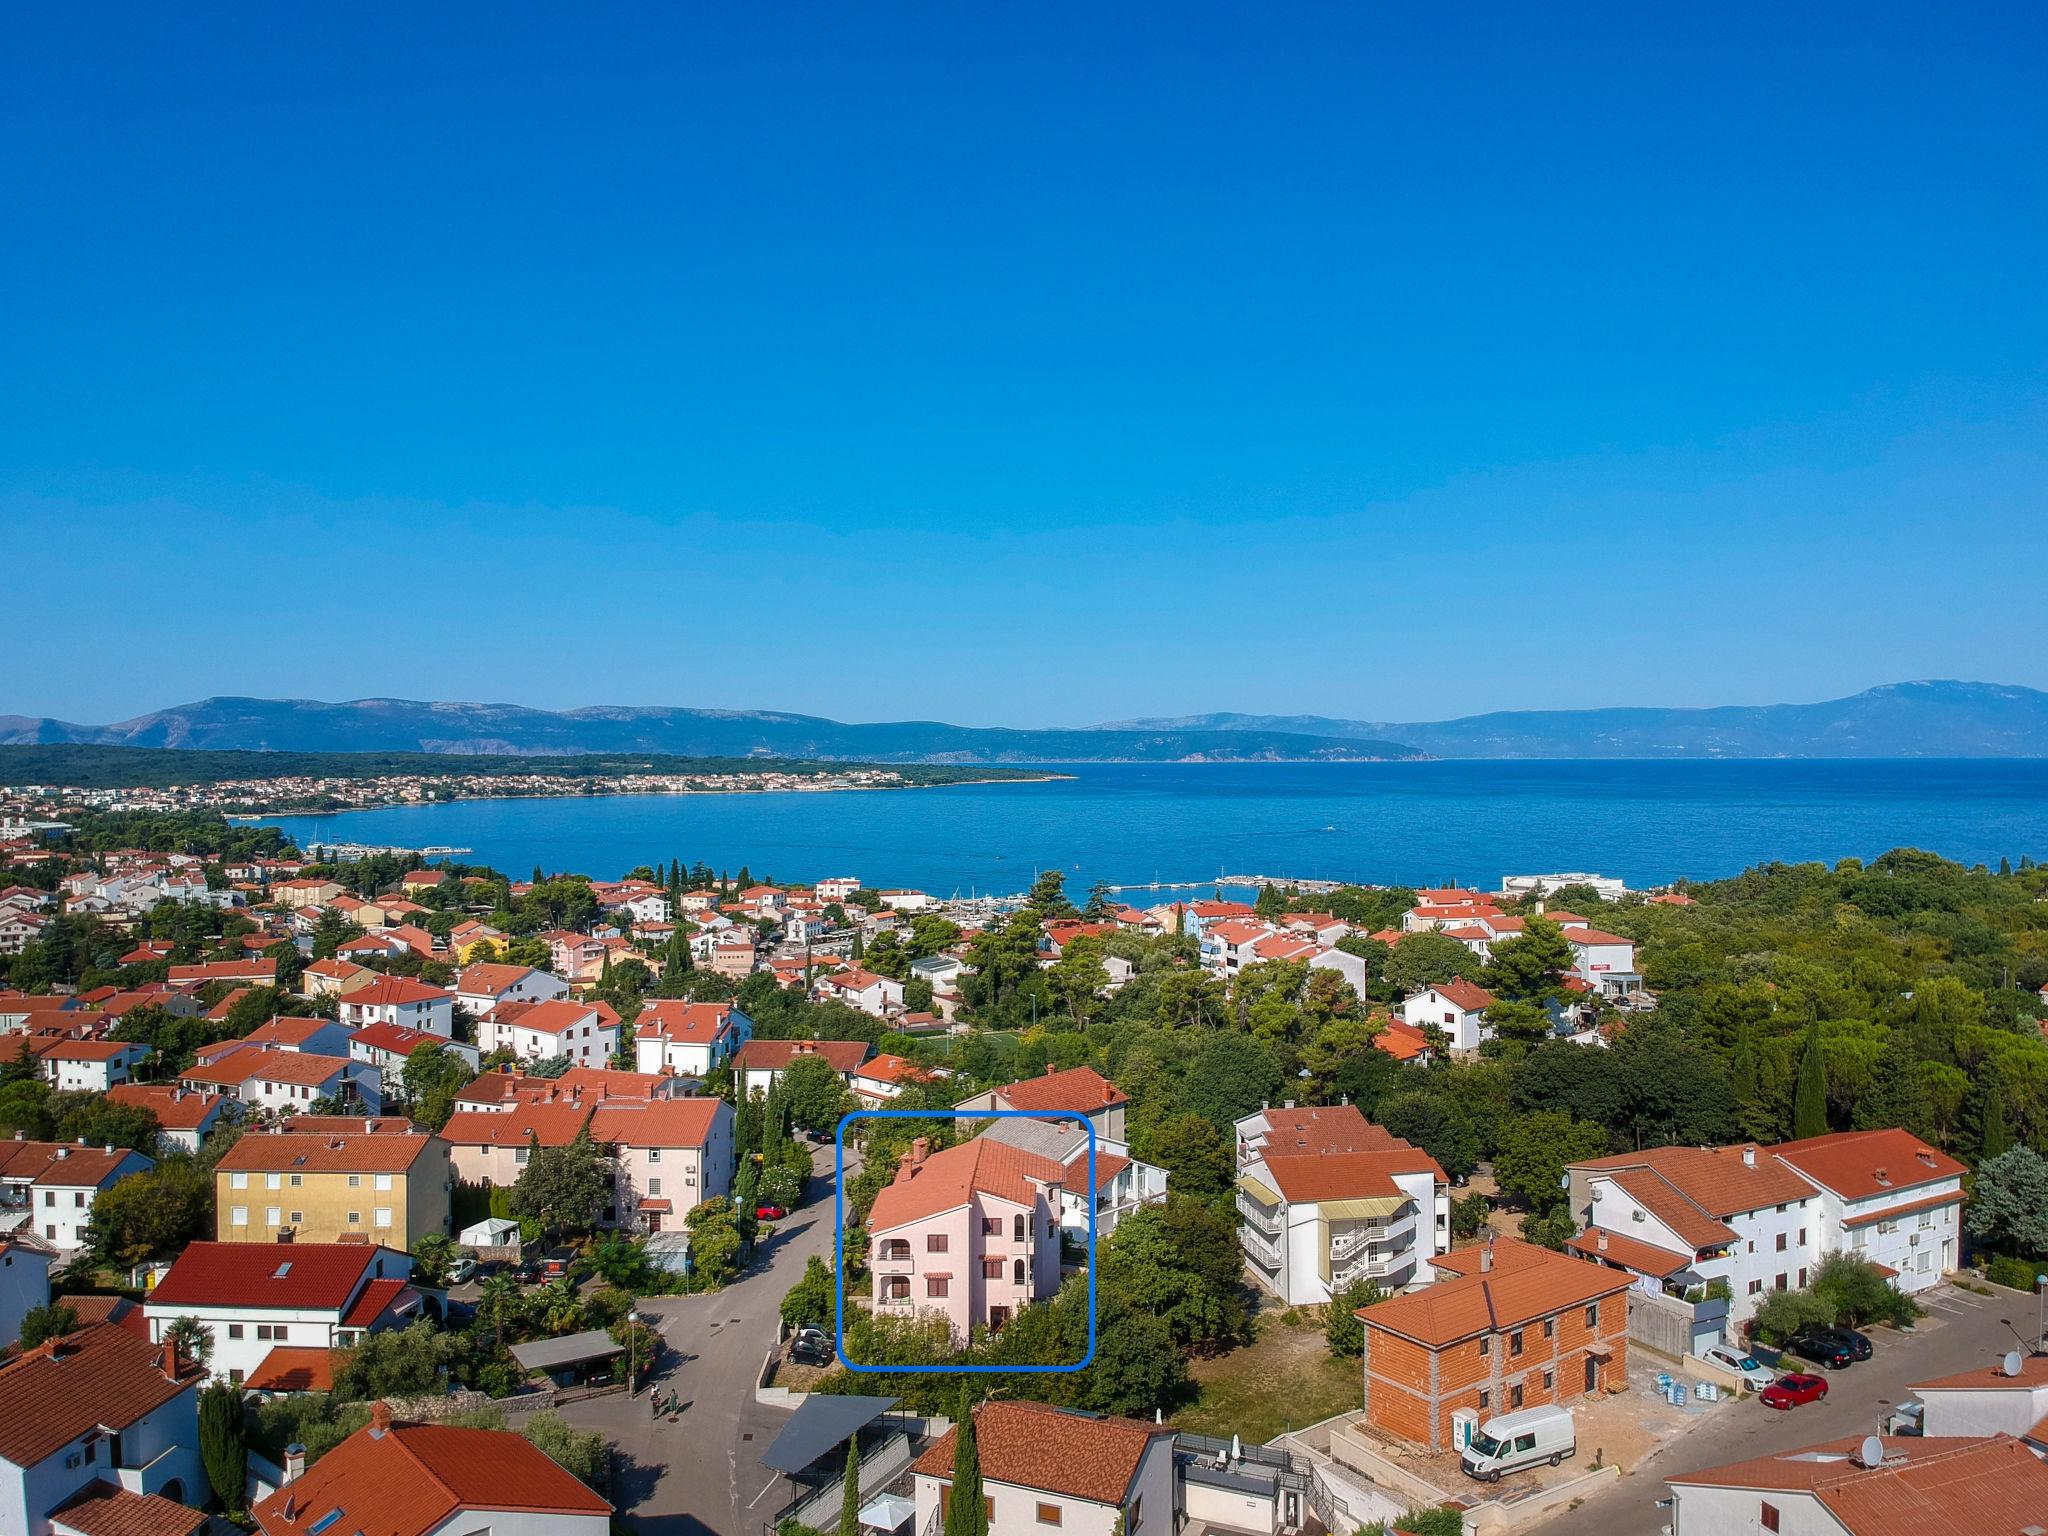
(1908, 1234, 1920, 1247)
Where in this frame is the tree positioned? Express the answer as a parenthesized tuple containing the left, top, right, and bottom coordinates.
(402, 1043, 475, 1130)
(1792, 1024, 1829, 1139)
(1483, 919, 1574, 1002)
(332, 1319, 451, 1399)
(1966, 1146, 2048, 1258)
(86, 1161, 212, 1271)
(1096, 1199, 1246, 1353)
(1851, 1041, 1933, 1139)
(1181, 1033, 1281, 1129)
(687, 1196, 744, 1285)
(779, 1055, 854, 1135)
(1750, 1287, 1837, 1345)
(19, 1301, 78, 1347)
(1809, 1254, 1919, 1328)
(508, 1131, 612, 1241)
(1133, 1112, 1232, 1198)
(197, 1381, 248, 1511)
(945, 1395, 987, 1536)
(1324, 1277, 1384, 1358)
(50, 1094, 160, 1154)
(521, 1411, 610, 1491)
(1383, 933, 1473, 995)
(839, 1436, 862, 1536)
(164, 1314, 215, 1365)
(411, 1232, 460, 1288)
(781, 1254, 836, 1333)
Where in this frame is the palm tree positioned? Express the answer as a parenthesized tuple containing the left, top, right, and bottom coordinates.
(479, 1273, 522, 1350)
(164, 1314, 214, 1365)
(537, 1277, 583, 1336)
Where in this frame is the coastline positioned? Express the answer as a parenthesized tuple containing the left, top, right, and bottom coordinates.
(226, 771, 1074, 819)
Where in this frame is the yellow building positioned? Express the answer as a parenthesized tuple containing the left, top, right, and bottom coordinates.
(214, 1126, 453, 1249)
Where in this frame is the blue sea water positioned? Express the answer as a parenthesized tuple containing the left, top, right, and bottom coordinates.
(256, 760, 2048, 898)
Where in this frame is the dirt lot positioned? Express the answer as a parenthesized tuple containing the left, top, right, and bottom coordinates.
(1182, 1297, 1364, 1443)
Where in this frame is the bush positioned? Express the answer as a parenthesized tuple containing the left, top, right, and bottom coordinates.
(1750, 1287, 1837, 1345)
(1359, 1510, 1464, 1536)
(1324, 1277, 1386, 1359)
(1809, 1254, 1919, 1328)
(1986, 1254, 2043, 1291)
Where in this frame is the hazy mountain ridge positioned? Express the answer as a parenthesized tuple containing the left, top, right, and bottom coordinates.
(1099, 681, 2048, 758)
(0, 697, 1418, 764)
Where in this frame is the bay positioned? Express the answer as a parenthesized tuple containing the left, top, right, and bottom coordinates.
(255, 760, 2048, 898)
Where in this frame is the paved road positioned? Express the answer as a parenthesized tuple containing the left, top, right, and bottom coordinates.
(1541, 1281, 2046, 1536)
(558, 1143, 858, 1536)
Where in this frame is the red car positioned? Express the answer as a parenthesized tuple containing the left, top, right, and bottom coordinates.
(754, 1204, 787, 1221)
(1760, 1372, 1829, 1409)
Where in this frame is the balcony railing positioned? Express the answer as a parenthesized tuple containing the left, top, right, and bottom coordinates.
(1236, 1192, 1283, 1235)
(1240, 1222, 1283, 1267)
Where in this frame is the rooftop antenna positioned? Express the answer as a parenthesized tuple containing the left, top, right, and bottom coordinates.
(1854, 1434, 1884, 1469)
(2004, 1349, 2025, 1378)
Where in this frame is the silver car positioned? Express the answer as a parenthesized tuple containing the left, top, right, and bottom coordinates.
(1699, 1341, 1775, 1391)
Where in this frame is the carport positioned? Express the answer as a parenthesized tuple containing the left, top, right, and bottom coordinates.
(761, 1393, 912, 1532)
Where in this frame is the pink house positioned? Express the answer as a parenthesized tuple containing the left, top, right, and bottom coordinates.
(867, 1137, 1065, 1344)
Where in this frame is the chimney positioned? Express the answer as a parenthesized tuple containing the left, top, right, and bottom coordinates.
(894, 1150, 915, 1185)
(1481, 1236, 1495, 1274)
(159, 1338, 179, 1376)
(364, 1119, 375, 1134)
(369, 1400, 394, 1436)
(1874, 1167, 1890, 1186)
(1102, 1079, 1116, 1105)
(1741, 1146, 1755, 1167)
(284, 1443, 307, 1482)
(911, 1137, 930, 1166)
(1596, 1232, 1609, 1252)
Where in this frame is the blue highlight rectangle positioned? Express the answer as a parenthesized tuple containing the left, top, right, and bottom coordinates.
(832, 1108, 1098, 1374)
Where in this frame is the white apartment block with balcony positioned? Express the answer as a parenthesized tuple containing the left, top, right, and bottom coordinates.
(1232, 1103, 1448, 1305)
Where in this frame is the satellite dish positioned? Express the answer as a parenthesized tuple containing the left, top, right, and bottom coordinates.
(2004, 1350, 2025, 1378)
(1857, 1435, 1885, 1469)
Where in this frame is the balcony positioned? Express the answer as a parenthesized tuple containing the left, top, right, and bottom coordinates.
(1236, 1192, 1283, 1235)
(1240, 1221, 1283, 1268)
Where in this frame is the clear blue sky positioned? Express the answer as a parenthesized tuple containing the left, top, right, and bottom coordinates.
(3, 3, 2043, 727)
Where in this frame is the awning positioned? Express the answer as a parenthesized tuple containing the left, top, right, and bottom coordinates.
(509, 1330, 625, 1371)
(1321, 1196, 1406, 1221)
(639, 1199, 672, 1213)
(1236, 1174, 1281, 1206)
(761, 1394, 901, 1476)
(860, 1494, 917, 1532)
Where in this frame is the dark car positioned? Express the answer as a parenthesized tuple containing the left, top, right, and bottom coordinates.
(1759, 1372, 1829, 1409)
(441, 1300, 477, 1327)
(790, 1336, 834, 1367)
(1831, 1325, 1874, 1361)
(1786, 1327, 1857, 1370)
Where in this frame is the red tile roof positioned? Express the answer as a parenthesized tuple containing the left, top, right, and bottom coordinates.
(148, 1242, 403, 1312)
(245, 1345, 340, 1393)
(455, 962, 552, 996)
(348, 1021, 448, 1057)
(1247, 1104, 1402, 1156)
(216, 1129, 437, 1175)
(168, 959, 277, 985)
(184, 1044, 352, 1088)
(912, 1401, 1173, 1506)
(0, 1324, 203, 1465)
(868, 1138, 1067, 1230)
(1262, 1146, 1447, 1202)
(1574, 1142, 1815, 1218)
(587, 1099, 724, 1149)
(1773, 1128, 1968, 1202)
(1373, 1020, 1433, 1061)
(490, 999, 598, 1035)
(1362, 1237, 1631, 1348)
(1563, 1226, 1693, 1278)
(252, 1415, 609, 1535)
(634, 999, 738, 1042)
(47, 1480, 207, 1536)
(1605, 1167, 1738, 1250)
(1912, 1353, 2048, 1392)
(994, 1064, 1126, 1114)
(733, 1039, 869, 1073)
(341, 1277, 420, 1328)
(438, 1104, 594, 1149)
(1429, 976, 1495, 1012)
(345, 976, 450, 1007)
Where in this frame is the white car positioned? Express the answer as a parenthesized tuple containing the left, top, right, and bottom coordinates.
(447, 1256, 478, 1285)
(1700, 1341, 1775, 1391)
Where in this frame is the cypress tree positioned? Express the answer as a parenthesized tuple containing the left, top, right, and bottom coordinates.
(945, 1394, 986, 1536)
(1982, 1077, 2013, 1161)
(839, 1435, 863, 1536)
(198, 1379, 247, 1514)
(1729, 1027, 1757, 1108)
(1792, 1025, 1828, 1139)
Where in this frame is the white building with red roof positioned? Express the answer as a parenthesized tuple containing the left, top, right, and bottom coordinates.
(1910, 1352, 2048, 1443)
(105, 1084, 228, 1156)
(1772, 1128, 1967, 1295)
(166, 957, 277, 992)
(632, 999, 752, 1077)
(35, 1038, 150, 1093)
(1565, 927, 1640, 997)
(1663, 1431, 2048, 1536)
(732, 1038, 871, 1100)
(143, 1242, 418, 1386)
(453, 962, 569, 1018)
(348, 1022, 480, 1096)
(911, 1400, 1174, 1536)
(850, 1052, 939, 1107)
(815, 966, 902, 1018)
(1398, 976, 1495, 1054)
(180, 1042, 384, 1116)
(0, 1139, 155, 1251)
(251, 1403, 609, 1536)
(336, 976, 454, 1037)
(955, 1065, 1130, 1144)
(0, 1322, 207, 1536)
(587, 1098, 734, 1233)
(476, 998, 617, 1068)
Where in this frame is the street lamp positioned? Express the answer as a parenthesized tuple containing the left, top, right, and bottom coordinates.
(627, 1308, 643, 1398)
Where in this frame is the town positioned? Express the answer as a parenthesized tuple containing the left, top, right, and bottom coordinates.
(2, 808, 2047, 1536)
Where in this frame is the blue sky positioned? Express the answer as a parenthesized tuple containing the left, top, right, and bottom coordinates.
(2, 3, 2043, 727)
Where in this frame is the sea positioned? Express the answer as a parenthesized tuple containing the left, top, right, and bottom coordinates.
(253, 760, 2048, 900)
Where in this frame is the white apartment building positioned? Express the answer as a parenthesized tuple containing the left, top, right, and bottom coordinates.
(0, 1139, 155, 1251)
(1232, 1104, 1449, 1305)
(632, 1000, 752, 1077)
(1774, 1128, 1967, 1295)
(476, 998, 618, 1068)
(912, 1401, 1176, 1536)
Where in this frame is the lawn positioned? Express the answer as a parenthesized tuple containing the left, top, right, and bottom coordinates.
(1179, 1306, 1361, 1443)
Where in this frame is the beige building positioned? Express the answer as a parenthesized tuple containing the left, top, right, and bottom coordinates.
(213, 1126, 452, 1249)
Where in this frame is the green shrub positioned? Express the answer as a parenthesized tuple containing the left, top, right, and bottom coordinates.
(1987, 1254, 2043, 1291)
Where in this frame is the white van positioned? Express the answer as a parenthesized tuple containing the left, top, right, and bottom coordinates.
(1460, 1405, 1575, 1482)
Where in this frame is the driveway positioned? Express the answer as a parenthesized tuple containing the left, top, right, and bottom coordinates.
(1536, 1281, 2045, 1536)
(554, 1142, 859, 1536)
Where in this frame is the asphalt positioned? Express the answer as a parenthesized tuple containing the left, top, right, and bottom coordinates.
(1536, 1280, 2048, 1536)
(553, 1143, 861, 1536)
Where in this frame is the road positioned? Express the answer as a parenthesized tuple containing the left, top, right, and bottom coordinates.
(1542, 1280, 2045, 1536)
(555, 1142, 858, 1536)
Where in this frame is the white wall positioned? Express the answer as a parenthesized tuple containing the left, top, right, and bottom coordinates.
(1669, 1483, 1834, 1536)
(1915, 1383, 2048, 1438)
(0, 1244, 51, 1348)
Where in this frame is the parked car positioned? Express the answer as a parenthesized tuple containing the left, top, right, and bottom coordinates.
(755, 1204, 787, 1221)
(1785, 1326, 1858, 1370)
(447, 1256, 477, 1285)
(1460, 1405, 1575, 1483)
(540, 1246, 577, 1278)
(1759, 1372, 1830, 1409)
(1699, 1342, 1776, 1391)
(790, 1331, 833, 1367)
(442, 1300, 477, 1327)
(1832, 1325, 1874, 1361)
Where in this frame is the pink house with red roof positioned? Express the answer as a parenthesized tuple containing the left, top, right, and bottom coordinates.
(868, 1136, 1066, 1343)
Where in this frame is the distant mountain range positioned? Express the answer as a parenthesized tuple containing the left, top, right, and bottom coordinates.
(0, 697, 1417, 765)
(2, 681, 2042, 762)
(1099, 681, 2048, 759)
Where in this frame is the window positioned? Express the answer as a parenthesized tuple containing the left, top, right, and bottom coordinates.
(374, 1208, 392, 1228)
(1478, 1390, 1489, 1410)
(1542, 1318, 1554, 1338)
(926, 1276, 950, 1298)
(230, 1172, 249, 1189)
(1775, 1232, 1786, 1251)
(1014, 1213, 1026, 1242)
(1013, 1258, 1026, 1284)
(1479, 1335, 1490, 1356)
(1798, 1227, 1807, 1245)
(1512, 1433, 1535, 1452)
(1798, 1267, 1808, 1287)
(983, 1217, 1001, 1236)
(927, 1234, 948, 1253)
(231, 1206, 249, 1226)
(983, 1258, 1003, 1279)
(1584, 1304, 1599, 1328)
(291, 1211, 303, 1224)
(648, 1148, 661, 1164)
(1748, 1279, 1764, 1296)
(515, 1147, 529, 1165)
(1543, 1368, 1554, 1389)
(266, 1207, 282, 1225)
(1510, 1330, 1524, 1357)
(228, 1323, 245, 1339)
(73, 1192, 85, 1208)
(348, 1174, 361, 1188)
(347, 1211, 361, 1226)
(1775, 1273, 1787, 1291)
(1036, 1505, 1063, 1527)
(1760, 1502, 1780, 1532)
(1510, 1384, 1524, 1409)
(647, 1178, 662, 1197)
(266, 1173, 281, 1190)
(290, 1174, 302, 1188)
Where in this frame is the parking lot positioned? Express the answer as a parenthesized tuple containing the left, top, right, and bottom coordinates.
(1535, 1279, 2046, 1536)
